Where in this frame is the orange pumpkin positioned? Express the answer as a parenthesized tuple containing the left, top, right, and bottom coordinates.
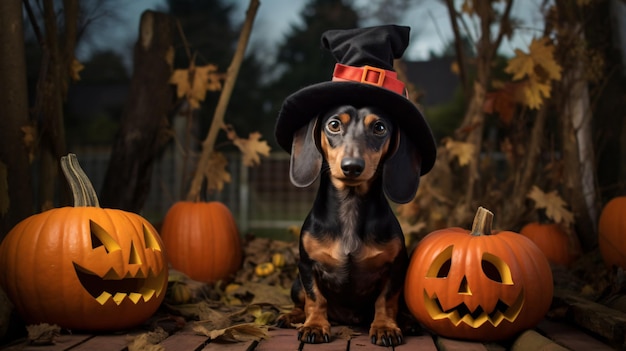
(0, 154, 168, 331)
(160, 201, 242, 282)
(520, 222, 580, 267)
(405, 207, 553, 341)
(599, 196, 626, 269)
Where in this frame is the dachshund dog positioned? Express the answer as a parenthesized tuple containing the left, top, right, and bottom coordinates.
(276, 104, 422, 347)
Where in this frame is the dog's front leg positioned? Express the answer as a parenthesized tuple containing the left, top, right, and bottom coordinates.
(299, 278, 331, 343)
(370, 287, 403, 346)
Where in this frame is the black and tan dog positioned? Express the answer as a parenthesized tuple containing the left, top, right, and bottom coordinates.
(276, 105, 422, 346)
(274, 26, 436, 347)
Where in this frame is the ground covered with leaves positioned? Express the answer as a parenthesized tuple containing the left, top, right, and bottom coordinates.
(160, 236, 300, 344)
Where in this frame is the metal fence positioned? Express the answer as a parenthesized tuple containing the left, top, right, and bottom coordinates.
(74, 147, 318, 237)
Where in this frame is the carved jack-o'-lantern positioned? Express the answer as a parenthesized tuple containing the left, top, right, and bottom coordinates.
(404, 207, 553, 341)
(0, 154, 168, 331)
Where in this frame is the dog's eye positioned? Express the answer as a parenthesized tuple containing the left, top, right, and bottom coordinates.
(327, 119, 341, 133)
(372, 121, 387, 136)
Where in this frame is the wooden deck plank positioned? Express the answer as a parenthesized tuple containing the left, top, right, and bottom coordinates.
(201, 340, 258, 351)
(436, 336, 489, 351)
(254, 328, 300, 351)
(68, 334, 130, 351)
(554, 289, 626, 346)
(395, 335, 438, 351)
(349, 332, 385, 350)
(510, 330, 568, 351)
(255, 327, 350, 351)
(159, 333, 210, 351)
(17, 334, 94, 351)
(537, 319, 615, 351)
(159, 323, 210, 351)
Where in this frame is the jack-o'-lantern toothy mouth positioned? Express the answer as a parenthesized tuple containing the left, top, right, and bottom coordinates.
(73, 263, 166, 305)
(423, 289, 525, 327)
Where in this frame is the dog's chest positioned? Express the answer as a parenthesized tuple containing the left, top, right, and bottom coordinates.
(304, 195, 401, 287)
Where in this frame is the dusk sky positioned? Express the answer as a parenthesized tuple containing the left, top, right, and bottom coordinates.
(75, 0, 549, 70)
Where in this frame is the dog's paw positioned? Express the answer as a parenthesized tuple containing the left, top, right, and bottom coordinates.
(297, 323, 331, 344)
(369, 323, 403, 346)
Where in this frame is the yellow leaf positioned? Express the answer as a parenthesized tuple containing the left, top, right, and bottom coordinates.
(444, 139, 475, 166)
(70, 59, 84, 81)
(169, 69, 190, 99)
(527, 185, 575, 227)
(169, 63, 222, 110)
(521, 78, 552, 110)
(529, 38, 562, 81)
(190, 64, 219, 104)
(203, 152, 231, 192)
(505, 37, 561, 82)
(236, 133, 271, 167)
(505, 49, 535, 81)
(505, 38, 561, 110)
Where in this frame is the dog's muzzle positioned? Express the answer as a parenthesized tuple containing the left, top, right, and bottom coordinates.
(341, 157, 365, 177)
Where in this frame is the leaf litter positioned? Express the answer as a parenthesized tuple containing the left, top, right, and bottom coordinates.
(163, 236, 299, 343)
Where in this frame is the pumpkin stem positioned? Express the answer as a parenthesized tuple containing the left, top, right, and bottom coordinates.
(470, 206, 493, 236)
(60, 153, 100, 207)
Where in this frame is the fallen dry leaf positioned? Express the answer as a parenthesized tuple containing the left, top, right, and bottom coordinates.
(26, 323, 60, 345)
(126, 327, 168, 351)
(334, 326, 360, 340)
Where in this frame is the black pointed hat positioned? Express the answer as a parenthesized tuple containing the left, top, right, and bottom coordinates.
(274, 25, 437, 175)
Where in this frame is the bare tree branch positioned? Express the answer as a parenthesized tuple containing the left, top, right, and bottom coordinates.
(186, 0, 260, 201)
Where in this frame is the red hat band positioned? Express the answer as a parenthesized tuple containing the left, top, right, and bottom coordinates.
(331, 63, 408, 97)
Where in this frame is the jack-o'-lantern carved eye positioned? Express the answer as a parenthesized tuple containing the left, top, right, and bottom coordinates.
(143, 225, 162, 251)
(90, 220, 121, 253)
(426, 245, 453, 278)
(482, 253, 513, 284)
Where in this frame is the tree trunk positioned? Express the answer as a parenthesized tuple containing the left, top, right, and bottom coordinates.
(554, 1, 598, 249)
(501, 107, 549, 229)
(100, 11, 174, 212)
(0, 0, 33, 238)
(447, 0, 513, 227)
(36, 0, 70, 210)
(558, 56, 597, 249)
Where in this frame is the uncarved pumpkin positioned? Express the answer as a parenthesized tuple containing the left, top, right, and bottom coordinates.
(599, 196, 626, 270)
(0, 154, 168, 331)
(520, 222, 580, 267)
(405, 207, 553, 341)
(160, 201, 242, 282)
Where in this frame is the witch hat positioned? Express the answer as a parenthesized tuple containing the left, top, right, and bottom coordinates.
(274, 25, 437, 175)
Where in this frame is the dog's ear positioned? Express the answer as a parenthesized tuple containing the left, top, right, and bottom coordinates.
(290, 118, 322, 187)
(383, 130, 422, 203)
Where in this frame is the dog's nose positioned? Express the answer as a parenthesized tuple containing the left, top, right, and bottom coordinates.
(341, 158, 365, 177)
